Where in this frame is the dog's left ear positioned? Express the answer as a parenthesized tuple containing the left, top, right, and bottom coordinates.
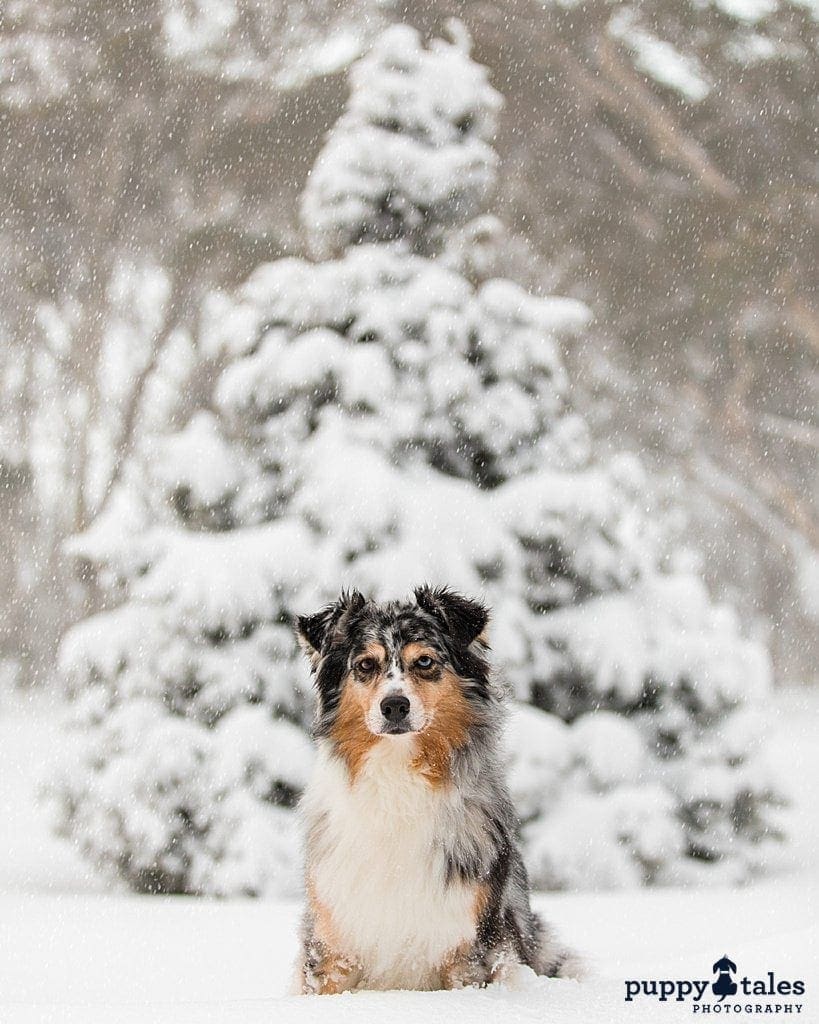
(296, 589, 366, 662)
(414, 585, 489, 648)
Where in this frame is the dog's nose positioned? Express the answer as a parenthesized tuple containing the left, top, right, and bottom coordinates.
(380, 694, 410, 723)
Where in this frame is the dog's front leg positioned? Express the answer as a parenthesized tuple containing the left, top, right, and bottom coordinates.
(440, 944, 491, 990)
(298, 936, 362, 995)
(441, 938, 532, 991)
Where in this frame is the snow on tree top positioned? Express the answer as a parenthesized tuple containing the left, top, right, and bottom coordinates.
(301, 23, 503, 256)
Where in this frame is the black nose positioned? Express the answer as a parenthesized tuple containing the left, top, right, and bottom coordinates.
(380, 695, 410, 722)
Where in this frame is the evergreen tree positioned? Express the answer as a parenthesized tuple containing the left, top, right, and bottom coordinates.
(50, 23, 784, 895)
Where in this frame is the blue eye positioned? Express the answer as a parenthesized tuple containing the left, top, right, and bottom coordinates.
(416, 656, 435, 670)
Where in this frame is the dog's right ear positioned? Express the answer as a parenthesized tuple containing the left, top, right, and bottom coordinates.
(295, 589, 366, 664)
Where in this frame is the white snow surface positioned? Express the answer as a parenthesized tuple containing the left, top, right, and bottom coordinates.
(1, 881, 816, 1024)
(1, 686, 817, 1022)
(301, 24, 502, 256)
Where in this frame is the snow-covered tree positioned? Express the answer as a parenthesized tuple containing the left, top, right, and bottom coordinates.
(50, 23, 785, 895)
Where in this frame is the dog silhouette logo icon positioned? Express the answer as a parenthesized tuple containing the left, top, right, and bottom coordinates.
(712, 955, 738, 1001)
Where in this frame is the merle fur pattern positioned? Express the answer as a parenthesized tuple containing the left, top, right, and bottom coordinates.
(294, 586, 578, 991)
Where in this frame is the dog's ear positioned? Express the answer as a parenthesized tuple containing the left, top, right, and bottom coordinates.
(296, 589, 366, 662)
(414, 585, 489, 648)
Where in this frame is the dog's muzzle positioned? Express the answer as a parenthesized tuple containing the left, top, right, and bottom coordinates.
(380, 694, 411, 734)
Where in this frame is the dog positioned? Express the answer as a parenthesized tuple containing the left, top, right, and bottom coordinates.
(292, 585, 579, 994)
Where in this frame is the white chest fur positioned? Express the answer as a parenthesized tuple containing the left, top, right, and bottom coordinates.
(302, 738, 477, 990)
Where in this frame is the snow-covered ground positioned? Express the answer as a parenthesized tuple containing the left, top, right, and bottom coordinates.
(1, 688, 817, 1023)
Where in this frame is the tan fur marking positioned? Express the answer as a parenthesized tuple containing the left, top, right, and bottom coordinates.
(355, 641, 386, 667)
(411, 669, 473, 787)
(330, 673, 380, 782)
(401, 642, 437, 665)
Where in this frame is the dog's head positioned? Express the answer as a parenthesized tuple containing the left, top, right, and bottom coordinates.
(296, 587, 492, 778)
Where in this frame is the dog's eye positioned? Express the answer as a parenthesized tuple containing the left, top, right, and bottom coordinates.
(356, 658, 376, 674)
(415, 655, 435, 670)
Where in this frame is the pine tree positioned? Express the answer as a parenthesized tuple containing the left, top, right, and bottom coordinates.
(50, 23, 785, 895)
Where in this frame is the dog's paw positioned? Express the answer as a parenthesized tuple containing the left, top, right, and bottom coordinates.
(493, 961, 539, 991)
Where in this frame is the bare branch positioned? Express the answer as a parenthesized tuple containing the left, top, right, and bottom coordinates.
(597, 38, 740, 202)
(759, 413, 819, 451)
(690, 452, 803, 556)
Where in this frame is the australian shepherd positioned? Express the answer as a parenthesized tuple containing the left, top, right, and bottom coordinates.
(293, 585, 579, 994)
